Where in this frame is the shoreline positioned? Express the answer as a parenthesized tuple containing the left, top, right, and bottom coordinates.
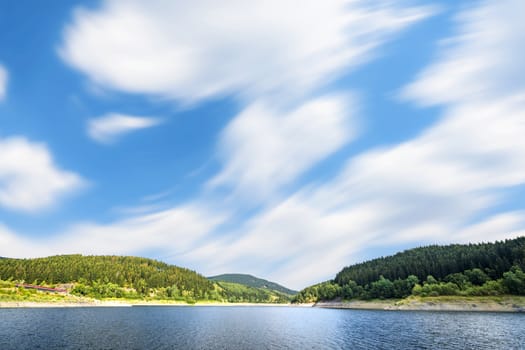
(0, 300, 298, 308)
(2, 296, 525, 312)
(313, 296, 525, 313)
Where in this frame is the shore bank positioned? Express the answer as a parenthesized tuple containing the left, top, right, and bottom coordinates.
(0, 300, 131, 308)
(3, 296, 525, 311)
(314, 296, 525, 312)
(0, 299, 297, 308)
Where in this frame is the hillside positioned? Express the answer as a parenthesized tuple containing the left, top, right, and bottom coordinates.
(0, 255, 215, 300)
(0, 255, 291, 303)
(208, 273, 297, 295)
(335, 237, 525, 286)
(294, 237, 525, 303)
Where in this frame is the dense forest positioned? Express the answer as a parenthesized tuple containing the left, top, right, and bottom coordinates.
(293, 237, 525, 303)
(208, 274, 297, 295)
(0, 255, 292, 303)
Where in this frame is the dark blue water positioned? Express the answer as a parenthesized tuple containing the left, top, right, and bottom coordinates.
(0, 307, 524, 349)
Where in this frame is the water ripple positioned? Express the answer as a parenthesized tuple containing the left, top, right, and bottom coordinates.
(0, 307, 523, 349)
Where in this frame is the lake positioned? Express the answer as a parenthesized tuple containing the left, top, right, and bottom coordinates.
(0, 306, 524, 349)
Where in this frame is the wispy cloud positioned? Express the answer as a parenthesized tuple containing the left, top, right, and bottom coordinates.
(0, 64, 7, 101)
(60, 0, 436, 103)
(0, 202, 226, 263)
(0, 137, 84, 212)
(209, 95, 358, 201)
(87, 113, 162, 144)
(402, 0, 525, 106)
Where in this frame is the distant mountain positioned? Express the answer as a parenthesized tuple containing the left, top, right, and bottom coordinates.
(215, 281, 292, 303)
(208, 273, 297, 295)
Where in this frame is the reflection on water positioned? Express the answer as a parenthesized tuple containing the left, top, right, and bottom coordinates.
(0, 307, 523, 349)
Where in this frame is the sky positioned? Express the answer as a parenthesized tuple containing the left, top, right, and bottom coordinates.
(0, 0, 524, 290)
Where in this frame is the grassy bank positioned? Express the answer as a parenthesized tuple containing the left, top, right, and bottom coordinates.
(0, 294, 294, 308)
(0, 283, 292, 307)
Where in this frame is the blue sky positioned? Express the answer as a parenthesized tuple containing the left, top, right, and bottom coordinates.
(0, 0, 524, 289)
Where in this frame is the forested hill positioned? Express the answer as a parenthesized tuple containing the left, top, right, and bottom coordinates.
(335, 237, 525, 286)
(208, 274, 297, 295)
(294, 237, 525, 303)
(0, 255, 214, 296)
(0, 255, 292, 303)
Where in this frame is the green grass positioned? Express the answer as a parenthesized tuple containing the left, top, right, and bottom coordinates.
(0, 289, 84, 303)
(0, 281, 290, 305)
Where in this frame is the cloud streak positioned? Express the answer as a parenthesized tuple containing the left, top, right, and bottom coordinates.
(210, 95, 358, 201)
(0, 203, 226, 266)
(87, 113, 162, 144)
(60, 0, 435, 103)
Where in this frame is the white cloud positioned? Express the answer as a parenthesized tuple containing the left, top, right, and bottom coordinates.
(397, 0, 525, 196)
(54, 203, 225, 257)
(210, 95, 357, 200)
(0, 224, 47, 257)
(0, 137, 84, 212)
(182, 195, 384, 288)
(0, 64, 7, 101)
(0, 203, 225, 266)
(455, 211, 525, 244)
(403, 0, 525, 106)
(87, 113, 162, 144)
(60, 0, 435, 102)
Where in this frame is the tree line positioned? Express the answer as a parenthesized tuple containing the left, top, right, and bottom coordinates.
(293, 237, 525, 303)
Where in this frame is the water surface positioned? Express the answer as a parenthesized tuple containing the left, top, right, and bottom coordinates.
(0, 306, 523, 349)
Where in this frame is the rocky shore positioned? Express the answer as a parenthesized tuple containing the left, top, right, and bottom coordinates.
(314, 296, 525, 312)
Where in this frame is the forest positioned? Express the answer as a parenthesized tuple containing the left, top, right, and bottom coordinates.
(0, 255, 291, 303)
(293, 237, 525, 303)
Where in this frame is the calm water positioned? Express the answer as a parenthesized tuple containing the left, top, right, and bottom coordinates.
(0, 306, 524, 349)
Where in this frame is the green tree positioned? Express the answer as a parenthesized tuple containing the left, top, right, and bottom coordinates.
(444, 272, 469, 289)
(425, 275, 438, 285)
(370, 276, 394, 299)
(465, 268, 489, 286)
(502, 266, 525, 295)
